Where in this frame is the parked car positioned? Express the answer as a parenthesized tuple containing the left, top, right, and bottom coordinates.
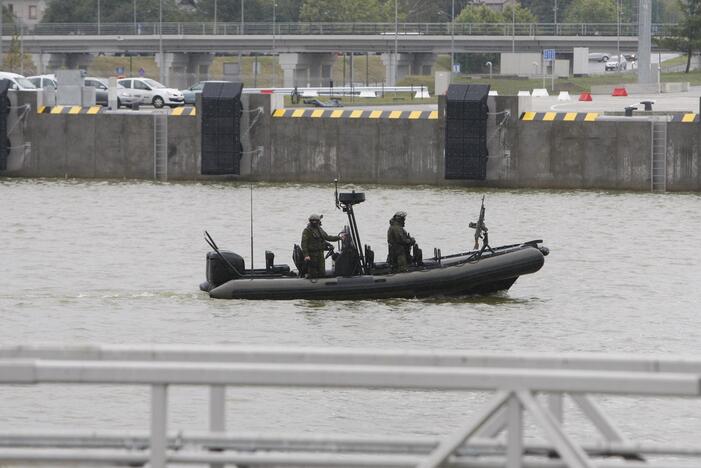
(117, 77, 184, 108)
(588, 52, 610, 62)
(0, 71, 38, 91)
(605, 55, 628, 71)
(181, 80, 230, 105)
(27, 74, 57, 89)
(84, 77, 144, 108)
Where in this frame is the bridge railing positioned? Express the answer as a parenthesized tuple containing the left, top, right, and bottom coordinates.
(2, 21, 677, 37)
(1, 344, 701, 468)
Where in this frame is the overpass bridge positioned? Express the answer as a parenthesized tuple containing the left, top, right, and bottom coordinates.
(5, 21, 673, 87)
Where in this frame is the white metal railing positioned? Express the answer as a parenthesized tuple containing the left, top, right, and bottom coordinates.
(1, 345, 701, 467)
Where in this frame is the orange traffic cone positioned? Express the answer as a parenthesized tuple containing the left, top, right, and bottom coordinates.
(612, 87, 628, 96)
(579, 92, 592, 101)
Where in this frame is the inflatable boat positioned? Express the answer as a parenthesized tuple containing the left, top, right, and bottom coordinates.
(200, 190, 548, 301)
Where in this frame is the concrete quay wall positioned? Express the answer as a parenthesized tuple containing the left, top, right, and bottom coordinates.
(2, 92, 700, 191)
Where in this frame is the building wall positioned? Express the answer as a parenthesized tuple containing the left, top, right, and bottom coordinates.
(7, 0, 47, 27)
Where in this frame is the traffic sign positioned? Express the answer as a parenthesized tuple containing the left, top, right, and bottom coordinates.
(543, 49, 556, 61)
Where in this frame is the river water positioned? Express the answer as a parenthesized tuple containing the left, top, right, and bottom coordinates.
(1, 178, 700, 451)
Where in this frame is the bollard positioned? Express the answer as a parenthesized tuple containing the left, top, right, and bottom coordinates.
(624, 106, 637, 117)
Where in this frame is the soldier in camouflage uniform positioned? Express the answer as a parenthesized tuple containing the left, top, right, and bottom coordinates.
(387, 211, 415, 273)
(301, 214, 344, 278)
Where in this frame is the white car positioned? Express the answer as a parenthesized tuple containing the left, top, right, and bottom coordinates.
(27, 74, 57, 89)
(85, 77, 144, 108)
(605, 55, 628, 71)
(117, 77, 184, 108)
(0, 71, 38, 91)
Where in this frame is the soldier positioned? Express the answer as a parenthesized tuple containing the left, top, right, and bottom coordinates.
(387, 211, 415, 272)
(301, 214, 344, 278)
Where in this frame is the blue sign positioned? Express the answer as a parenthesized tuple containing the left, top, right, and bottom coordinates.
(115, 66, 125, 75)
(452, 63, 461, 73)
(543, 49, 556, 61)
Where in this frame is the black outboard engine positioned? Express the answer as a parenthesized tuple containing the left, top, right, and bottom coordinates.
(206, 251, 245, 288)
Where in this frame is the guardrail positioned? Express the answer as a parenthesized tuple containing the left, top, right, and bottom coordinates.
(1, 21, 677, 37)
(1, 345, 701, 468)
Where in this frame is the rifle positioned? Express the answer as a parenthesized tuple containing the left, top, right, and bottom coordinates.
(469, 196, 489, 251)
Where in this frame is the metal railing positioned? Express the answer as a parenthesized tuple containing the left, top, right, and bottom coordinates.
(1, 344, 701, 467)
(0, 21, 677, 37)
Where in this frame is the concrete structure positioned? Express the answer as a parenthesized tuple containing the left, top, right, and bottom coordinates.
(278, 53, 335, 88)
(3, 92, 701, 192)
(32, 52, 94, 74)
(155, 52, 213, 88)
(381, 53, 436, 85)
(6, 0, 47, 27)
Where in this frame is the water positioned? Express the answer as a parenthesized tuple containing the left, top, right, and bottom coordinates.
(1, 178, 700, 448)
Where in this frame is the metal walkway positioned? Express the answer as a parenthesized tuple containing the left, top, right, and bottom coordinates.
(1, 345, 701, 468)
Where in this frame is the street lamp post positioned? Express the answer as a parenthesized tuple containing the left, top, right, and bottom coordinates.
(511, 0, 515, 53)
(393, 0, 398, 86)
(553, 0, 558, 34)
(214, 0, 217, 34)
(133, 0, 137, 32)
(1, 0, 4, 69)
(616, 0, 621, 71)
(272, 1, 277, 87)
(486, 61, 493, 80)
(450, 0, 455, 78)
(241, 0, 245, 34)
(97, 0, 101, 35)
(159, 0, 164, 85)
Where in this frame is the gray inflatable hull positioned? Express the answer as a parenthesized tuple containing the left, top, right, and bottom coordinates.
(208, 246, 544, 301)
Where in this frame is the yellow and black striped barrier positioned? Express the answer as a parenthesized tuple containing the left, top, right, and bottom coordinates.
(272, 108, 438, 120)
(38, 105, 104, 115)
(37, 106, 197, 116)
(670, 113, 700, 123)
(520, 112, 600, 122)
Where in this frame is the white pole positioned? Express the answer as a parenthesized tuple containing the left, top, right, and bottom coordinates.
(450, 0, 455, 78)
(617, 0, 621, 72)
(159, 0, 164, 85)
(511, 0, 515, 53)
(214, 0, 217, 34)
(241, 0, 244, 34)
(272, 1, 276, 88)
(394, 0, 398, 86)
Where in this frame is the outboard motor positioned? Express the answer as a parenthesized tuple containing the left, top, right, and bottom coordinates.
(206, 250, 245, 288)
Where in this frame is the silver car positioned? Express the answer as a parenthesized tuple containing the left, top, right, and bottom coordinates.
(84, 77, 144, 108)
(588, 52, 610, 62)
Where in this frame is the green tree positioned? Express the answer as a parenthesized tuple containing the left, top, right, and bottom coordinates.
(655, 0, 701, 73)
(563, 0, 617, 23)
(42, 0, 190, 23)
(300, 0, 387, 22)
(455, 4, 503, 23)
(501, 4, 538, 23)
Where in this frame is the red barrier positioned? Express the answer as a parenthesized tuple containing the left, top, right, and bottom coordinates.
(612, 87, 628, 96)
(579, 92, 592, 101)
(260, 89, 274, 94)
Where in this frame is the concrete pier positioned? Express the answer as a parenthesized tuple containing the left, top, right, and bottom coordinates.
(2, 92, 701, 192)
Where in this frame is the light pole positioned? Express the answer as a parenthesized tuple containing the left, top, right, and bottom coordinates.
(214, 0, 217, 34)
(553, 0, 557, 34)
(241, 0, 245, 34)
(97, 0, 101, 35)
(159, 0, 164, 85)
(511, 0, 515, 53)
(486, 61, 493, 80)
(616, 0, 621, 71)
(393, 0, 398, 86)
(133, 0, 136, 31)
(450, 0, 455, 78)
(272, 1, 277, 87)
(1, 0, 3, 69)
